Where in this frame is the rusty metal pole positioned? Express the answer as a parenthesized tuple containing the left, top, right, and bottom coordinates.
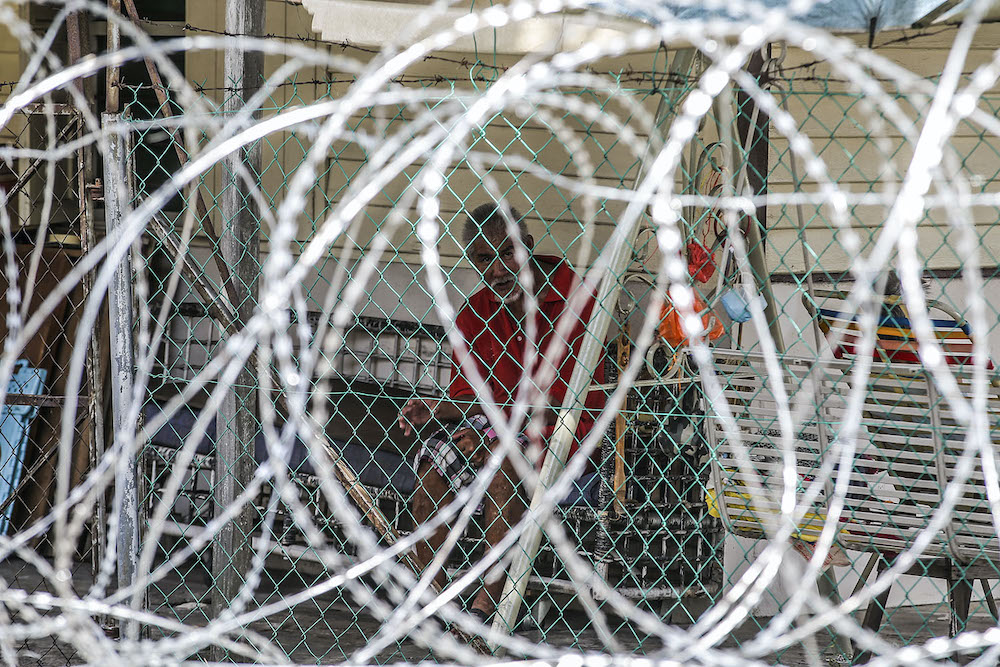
(735, 47, 783, 351)
(103, 0, 139, 641)
(106, 0, 120, 115)
(211, 0, 263, 652)
(68, 5, 107, 609)
(103, 111, 139, 639)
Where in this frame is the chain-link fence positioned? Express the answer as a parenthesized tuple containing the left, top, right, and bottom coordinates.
(6, 2, 1000, 663)
(0, 104, 103, 664)
(108, 47, 1000, 662)
(125, 69, 729, 661)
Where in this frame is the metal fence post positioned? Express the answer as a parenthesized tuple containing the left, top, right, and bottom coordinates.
(212, 0, 264, 648)
(735, 48, 784, 352)
(102, 111, 139, 640)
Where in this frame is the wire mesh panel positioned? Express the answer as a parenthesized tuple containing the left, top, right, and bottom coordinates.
(119, 56, 737, 658)
(0, 105, 102, 664)
(8, 1, 1000, 665)
(120, 47, 1000, 664)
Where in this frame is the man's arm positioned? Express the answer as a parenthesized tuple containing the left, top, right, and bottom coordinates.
(397, 396, 484, 437)
(400, 305, 493, 436)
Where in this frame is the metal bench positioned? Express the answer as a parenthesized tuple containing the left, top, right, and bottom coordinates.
(703, 343, 1000, 659)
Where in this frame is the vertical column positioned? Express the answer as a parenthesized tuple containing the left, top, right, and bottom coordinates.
(104, 0, 136, 639)
(212, 0, 264, 641)
(68, 5, 107, 590)
(106, 0, 120, 115)
(735, 47, 783, 351)
(103, 111, 139, 639)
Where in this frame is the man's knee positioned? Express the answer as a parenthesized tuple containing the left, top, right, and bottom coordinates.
(487, 454, 521, 493)
(483, 456, 525, 524)
(412, 460, 448, 520)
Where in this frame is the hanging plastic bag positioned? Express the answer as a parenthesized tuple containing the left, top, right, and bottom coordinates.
(720, 289, 767, 323)
(687, 241, 716, 283)
(659, 290, 724, 347)
(685, 165, 723, 283)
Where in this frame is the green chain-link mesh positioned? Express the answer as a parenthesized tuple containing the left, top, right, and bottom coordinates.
(121, 67, 1000, 663)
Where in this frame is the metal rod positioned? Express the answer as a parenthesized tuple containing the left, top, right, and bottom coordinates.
(102, 111, 138, 639)
(1, 394, 79, 407)
(69, 11, 107, 621)
(105, 0, 120, 114)
(67, 9, 95, 100)
(734, 49, 783, 351)
(815, 570, 854, 659)
(491, 48, 695, 647)
(850, 552, 879, 602)
(612, 322, 630, 513)
(211, 0, 264, 651)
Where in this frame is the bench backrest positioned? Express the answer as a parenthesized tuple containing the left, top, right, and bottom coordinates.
(704, 348, 1000, 564)
(803, 289, 977, 368)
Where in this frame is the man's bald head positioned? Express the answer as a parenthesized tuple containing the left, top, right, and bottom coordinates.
(461, 203, 529, 248)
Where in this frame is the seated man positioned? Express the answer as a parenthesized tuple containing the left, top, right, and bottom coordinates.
(398, 202, 606, 622)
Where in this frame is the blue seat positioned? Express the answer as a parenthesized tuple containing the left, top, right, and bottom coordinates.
(0, 361, 47, 533)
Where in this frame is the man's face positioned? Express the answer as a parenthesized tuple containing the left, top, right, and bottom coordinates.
(469, 231, 533, 303)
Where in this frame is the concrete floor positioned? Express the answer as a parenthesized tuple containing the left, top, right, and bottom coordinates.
(3, 559, 995, 666)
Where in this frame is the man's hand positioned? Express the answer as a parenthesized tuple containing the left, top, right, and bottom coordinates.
(398, 397, 439, 437)
(452, 427, 496, 467)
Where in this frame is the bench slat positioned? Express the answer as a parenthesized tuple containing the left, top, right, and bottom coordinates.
(706, 348, 1000, 563)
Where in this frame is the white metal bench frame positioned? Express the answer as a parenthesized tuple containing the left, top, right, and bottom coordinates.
(703, 347, 1000, 660)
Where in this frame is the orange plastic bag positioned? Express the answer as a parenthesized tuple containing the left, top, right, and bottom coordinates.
(659, 291, 724, 347)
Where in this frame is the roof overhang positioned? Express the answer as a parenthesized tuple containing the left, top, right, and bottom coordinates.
(300, 0, 644, 54)
(298, 0, 1000, 56)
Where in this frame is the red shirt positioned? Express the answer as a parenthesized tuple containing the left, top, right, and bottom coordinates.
(448, 256, 607, 461)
